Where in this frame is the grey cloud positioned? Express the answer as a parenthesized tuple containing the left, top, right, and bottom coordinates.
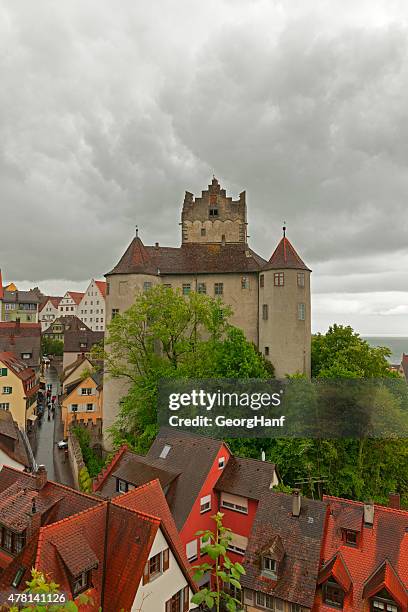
(1, 1, 408, 333)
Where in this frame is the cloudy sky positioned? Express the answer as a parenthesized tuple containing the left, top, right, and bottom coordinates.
(1, 0, 408, 335)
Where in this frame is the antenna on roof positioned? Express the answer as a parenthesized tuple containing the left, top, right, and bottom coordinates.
(283, 222, 286, 238)
(135, 225, 139, 238)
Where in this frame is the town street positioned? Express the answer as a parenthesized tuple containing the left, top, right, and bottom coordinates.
(34, 365, 74, 486)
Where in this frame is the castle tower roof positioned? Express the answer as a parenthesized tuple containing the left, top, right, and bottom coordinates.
(110, 235, 158, 275)
(264, 235, 311, 271)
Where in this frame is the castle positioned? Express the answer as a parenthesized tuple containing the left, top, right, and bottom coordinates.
(102, 178, 311, 447)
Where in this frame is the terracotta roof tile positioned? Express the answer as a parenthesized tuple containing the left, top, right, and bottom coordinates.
(318, 496, 408, 610)
(242, 491, 327, 608)
(263, 236, 310, 271)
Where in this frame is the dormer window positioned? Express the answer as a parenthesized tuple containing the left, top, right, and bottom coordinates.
(72, 570, 92, 595)
(323, 579, 344, 609)
(262, 556, 277, 579)
(371, 590, 400, 612)
(343, 529, 358, 546)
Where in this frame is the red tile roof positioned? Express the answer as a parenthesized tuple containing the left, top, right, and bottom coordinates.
(264, 235, 311, 271)
(67, 291, 85, 305)
(94, 281, 107, 298)
(316, 496, 408, 611)
(39, 296, 63, 312)
(0, 351, 36, 385)
(112, 479, 197, 588)
(0, 322, 41, 332)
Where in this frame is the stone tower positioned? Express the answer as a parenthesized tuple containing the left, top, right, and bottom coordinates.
(181, 177, 247, 244)
(259, 228, 311, 378)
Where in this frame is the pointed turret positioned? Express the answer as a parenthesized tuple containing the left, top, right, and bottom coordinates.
(264, 230, 310, 271)
(259, 228, 311, 378)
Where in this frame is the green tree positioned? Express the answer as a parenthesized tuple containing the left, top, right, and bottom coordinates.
(41, 337, 63, 357)
(192, 513, 245, 612)
(99, 286, 272, 452)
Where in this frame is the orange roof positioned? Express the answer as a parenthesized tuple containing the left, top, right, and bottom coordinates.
(316, 496, 408, 611)
(0, 351, 35, 383)
(94, 281, 106, 298)
(67, 291, 85, 305)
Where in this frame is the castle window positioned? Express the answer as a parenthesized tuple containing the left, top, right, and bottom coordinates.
(201, 228, 206, 236)
(197, 283, 206, 294)
(214, 283, 223, 295)
(274, 273, 284, 287)
(260, 274, 264, 288)
(182, 284, 191, 295)
(264, 347, 269, 356)
(297, 272, 305, 287)
(262, 304, 269, 320)
(112, 308, 119, 319)
(298, 303, 305, 321)
(143, 281, 152, 292)
(241, 276, 249, 289)
(209, 208, 219, 217)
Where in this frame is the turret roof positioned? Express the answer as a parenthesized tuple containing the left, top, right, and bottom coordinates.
(263, 236, 311, 271)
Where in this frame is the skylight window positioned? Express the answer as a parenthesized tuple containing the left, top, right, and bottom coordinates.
(160, 444, 171, 459)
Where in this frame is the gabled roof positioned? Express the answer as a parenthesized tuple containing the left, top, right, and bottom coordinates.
(215, 456, 278, 500)
(320, 496, 408, 609)
(242, 491, 327, 609)
(362, 560, 408, 609)
(95, 428, 226, 530)
(94, 281, 107, 298)
(66, 291, 85, 305)
(107, 237, 266, 276)
(263, 235, 310, 271)
(106, 479, 197, 610)
(39, 296, 62, 313)
(0, 352, 35, 383)
(318, 552, 353, 593)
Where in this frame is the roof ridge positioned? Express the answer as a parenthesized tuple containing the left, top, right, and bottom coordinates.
(38, 501, 107, 535)
(111, 499, 161, 525)
(93, 445, 128, 491)
(324, 495, 408, 516)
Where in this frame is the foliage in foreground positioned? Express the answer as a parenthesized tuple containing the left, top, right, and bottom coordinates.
(192, 513, 245, 612)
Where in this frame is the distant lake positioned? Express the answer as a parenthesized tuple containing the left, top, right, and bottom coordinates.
(363, 337, 408, 365)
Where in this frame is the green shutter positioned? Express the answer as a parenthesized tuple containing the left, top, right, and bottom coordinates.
(0, 369, 7, 377)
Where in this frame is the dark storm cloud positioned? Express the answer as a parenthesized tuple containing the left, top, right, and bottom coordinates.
(1, 0, 408, 331)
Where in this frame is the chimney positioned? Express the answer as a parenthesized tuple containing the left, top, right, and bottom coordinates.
(27, 495, 42, 539)
(292, 489, 301, 517)
(155, 242, 159, 249)
(389, 492, 401, 510)
(364, 502, 375, 526)
(35, 465, 47, 490)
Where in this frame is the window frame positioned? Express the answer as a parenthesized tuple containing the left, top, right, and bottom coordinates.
(274, 272, 284, 287)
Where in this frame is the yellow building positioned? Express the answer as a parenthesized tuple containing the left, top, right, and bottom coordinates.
(0, 352, 38, 433)
(60, 355, 94, 394)
(61, 372, 103, 437)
